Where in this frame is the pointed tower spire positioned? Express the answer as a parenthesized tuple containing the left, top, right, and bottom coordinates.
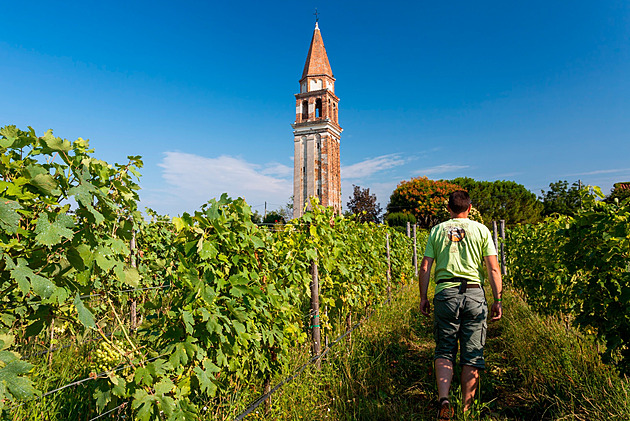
(292, 23, 342, 218)
(301, 23, 333, 80)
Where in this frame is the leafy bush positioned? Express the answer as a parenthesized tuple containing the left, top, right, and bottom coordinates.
(385, 212, 416, 228)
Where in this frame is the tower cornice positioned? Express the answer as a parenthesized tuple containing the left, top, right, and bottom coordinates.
(294, 89, 339, 102)
(292, 120, 343, 138)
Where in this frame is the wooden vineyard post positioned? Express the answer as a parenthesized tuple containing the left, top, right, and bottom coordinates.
(386, 233, 392, 301)
(48, 317, 55, 367)
(264, 376, 271, 414)
(413, 224, 418, 279)
(325, 306, 329, 348)
(500, 220, 507, 275)
(406, 221, 411, 238)
(130, 226, 137, 269)
(310, 260, 321, 369)
(492, 221, 498, 250)
(346, 311, 352, 353)
(129, 225, 137, 332)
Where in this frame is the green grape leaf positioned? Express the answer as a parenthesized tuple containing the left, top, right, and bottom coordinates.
(154, 377, 175, 396)
(29, 173, 59, 195)
(34, 212, 74, 246)
(10, 258, 56, 298)
(112, 378, 126, 397)
(132, 389, 157, 421)
(251, 235, 265, 249)
(66, 246, 85, 270)
(24, 319, 46, 338)
(94, 246, 116, 271)
(193, 366, 217, 396)
(199, 241, 218, 260)
(0, 334, 15, 351)
(0, 359, 38, 400)
(40, 130, 72, 152)
(108, 238, 129, 255)
(0, 125, 19, 148)
(31, 273, 57, 299)
(123, 266, 141, 287)
(94, 387, 112, 412)
(169, 400, 198, 421)
(73, 294, 96, 328)
(134, 367, 153, 387)
(0, 199, 21, 234)
(182, 311, 194, 335)
(0, 351, 19, 364)
(232, 321, 246, 336)
(68, 183, 94, 207)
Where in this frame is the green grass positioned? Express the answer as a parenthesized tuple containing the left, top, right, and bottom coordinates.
(482, 289, 630, 420)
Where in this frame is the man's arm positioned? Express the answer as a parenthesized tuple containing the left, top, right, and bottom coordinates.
(419, 256, 434, 317)
(484, 255, 503, 321)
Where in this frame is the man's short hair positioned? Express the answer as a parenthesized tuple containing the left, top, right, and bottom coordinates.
(448, 190, 471, 214)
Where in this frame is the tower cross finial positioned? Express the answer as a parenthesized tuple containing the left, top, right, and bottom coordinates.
(314, 8, 319, 23)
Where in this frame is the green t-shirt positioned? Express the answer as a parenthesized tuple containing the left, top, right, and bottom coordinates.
(424, 218, 497, 294)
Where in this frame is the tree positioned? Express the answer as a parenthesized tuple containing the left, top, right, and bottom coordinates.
(250, 209, 262, 224)
(276, 196, 294, 221)
(347, 185, 382, 223)
(539, 180, 581, 216)
(447, 177, 542, 225)
(386, 177, 462, 229)
(606, 182, 630, 204)
(262, 211, 285, 225)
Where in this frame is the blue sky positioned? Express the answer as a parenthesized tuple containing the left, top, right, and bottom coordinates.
(2, 1, 629, 216)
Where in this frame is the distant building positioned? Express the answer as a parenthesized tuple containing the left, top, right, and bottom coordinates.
(614, 182, 630, 190)
(292, 22, 342, 219)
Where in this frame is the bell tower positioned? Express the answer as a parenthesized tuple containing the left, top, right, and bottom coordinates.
(292, 22, 342, 218)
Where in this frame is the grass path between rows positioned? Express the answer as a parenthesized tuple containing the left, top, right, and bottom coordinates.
(251, 283, 630, 421)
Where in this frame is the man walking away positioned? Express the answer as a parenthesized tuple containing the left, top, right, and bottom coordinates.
(419, 190, 503, 419)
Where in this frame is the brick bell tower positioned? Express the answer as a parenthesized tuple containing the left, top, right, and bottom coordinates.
(292, 22, 342, 218)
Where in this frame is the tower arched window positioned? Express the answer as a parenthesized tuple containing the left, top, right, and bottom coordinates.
(315, 99, 322, 118)
(302, 100, 308, 121)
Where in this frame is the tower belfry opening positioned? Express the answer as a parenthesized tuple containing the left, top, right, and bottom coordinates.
(292, 22, 342, 218)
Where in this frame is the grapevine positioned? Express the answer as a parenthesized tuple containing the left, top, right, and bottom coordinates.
(1, 125, 416, 419)
(506, 186, 630, 372)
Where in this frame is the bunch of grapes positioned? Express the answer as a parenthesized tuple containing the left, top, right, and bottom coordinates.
(91, 339, 127, 374)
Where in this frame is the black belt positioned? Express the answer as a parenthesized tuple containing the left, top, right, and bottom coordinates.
(437, 277, 481, 293)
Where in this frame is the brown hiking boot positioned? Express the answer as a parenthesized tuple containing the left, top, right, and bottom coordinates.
(437, 401, 454, 420)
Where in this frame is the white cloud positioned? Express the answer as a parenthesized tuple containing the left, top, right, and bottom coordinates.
(565, 168, 630, 176)
(147, 152, 292, 215)
(414, 163, 470, 176)
(342, 154, 407, 179)
(261, 162, 293, 177)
